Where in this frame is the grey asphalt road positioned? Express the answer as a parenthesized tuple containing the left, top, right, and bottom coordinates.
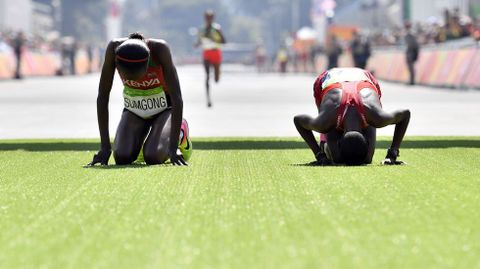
(1, 64, 479, 139)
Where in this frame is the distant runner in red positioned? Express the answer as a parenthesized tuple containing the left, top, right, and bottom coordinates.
(294, 67, 411, 165)
(195, 10, 226, 107)
(88, 33, 192, 166)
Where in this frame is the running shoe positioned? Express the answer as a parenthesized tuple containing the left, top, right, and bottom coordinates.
(178, 119, 192, 161)
(135, 145, 145, 164)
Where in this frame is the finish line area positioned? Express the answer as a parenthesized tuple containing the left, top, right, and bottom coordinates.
(1, 65, 480, 139)
(1, 66, 479, 268)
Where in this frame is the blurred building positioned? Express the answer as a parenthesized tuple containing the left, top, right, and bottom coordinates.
(0, 0, 32, 32)
(61, 0, 109, 43)
(106, 0, 122, 41)
(330, 0, 403, 30)
(0, 0, 60, 36)
(409, 0, 469, 24)
(332, 0, 471, 29)
(31, 0, 61, 37)
(472, 0, 480, 17)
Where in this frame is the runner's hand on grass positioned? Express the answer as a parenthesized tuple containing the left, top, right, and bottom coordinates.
(314, 152, 332, 166)
(381, 148, 406, 165)
(382, 159, 406, 165)
(87, 149, 112, 166)
(169, 150, 188, 166)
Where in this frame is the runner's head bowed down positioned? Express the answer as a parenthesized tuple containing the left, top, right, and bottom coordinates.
(115, 32, 150, 80)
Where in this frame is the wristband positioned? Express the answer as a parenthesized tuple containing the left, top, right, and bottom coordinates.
(386, 148, 399, 159)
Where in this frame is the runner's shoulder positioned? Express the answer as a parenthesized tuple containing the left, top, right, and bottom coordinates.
(106, 38, 129, 51)
(321, 89, 342, 109)
(146, 39, 173, 63)
(146, 39, 170, 50)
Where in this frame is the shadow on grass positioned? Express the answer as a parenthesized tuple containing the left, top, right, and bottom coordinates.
(290, 162, 406, 168)
(83, 163, 176, 169)
(1, 139, 480, 152)
(290, 162, 342, 167)
(83, 163, 146, 170)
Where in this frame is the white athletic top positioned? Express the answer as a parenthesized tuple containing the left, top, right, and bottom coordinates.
(199, 23, 223, 50)
(321, 68, 373, 89)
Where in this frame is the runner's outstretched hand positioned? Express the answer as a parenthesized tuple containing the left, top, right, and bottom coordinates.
(169, 150, 188, 166)
(313, 152, 333, 166)
(381, 158, 406, 165)
(86, 149, 112, 166)
(381, 148, 406, 165)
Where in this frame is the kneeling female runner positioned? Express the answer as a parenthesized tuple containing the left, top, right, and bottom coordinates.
(88, 33, 191, 166)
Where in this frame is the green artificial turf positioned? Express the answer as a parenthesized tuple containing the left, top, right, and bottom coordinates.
(0, 137, 479, 269)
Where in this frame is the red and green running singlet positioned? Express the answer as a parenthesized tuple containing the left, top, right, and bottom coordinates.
(119, 59, 171, 119)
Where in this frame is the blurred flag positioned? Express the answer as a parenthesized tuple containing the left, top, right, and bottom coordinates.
(110, 0, 120, 18)
(312, 0, 336, 44)
(312, 0, 336, 16)
(321, 0, 336, 12)
(106, 0, 122, 41)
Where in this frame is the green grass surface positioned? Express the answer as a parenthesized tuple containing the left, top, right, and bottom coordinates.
(0, 137, 479, 269)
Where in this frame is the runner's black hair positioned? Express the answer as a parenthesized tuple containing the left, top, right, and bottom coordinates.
(128, 32, 145, 40)
(115, 33, 149, 74)
(339, 131, 368, 166)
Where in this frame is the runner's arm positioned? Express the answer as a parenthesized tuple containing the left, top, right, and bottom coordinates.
(194, 30, 202, 48)
(294, 114, 334, 162)
(367, 107, 411, 162)
(88, 41, 115, 166)
(97, 41, 116, 152)
(155, 41, 186, 165)
(217, 28, 226, 44)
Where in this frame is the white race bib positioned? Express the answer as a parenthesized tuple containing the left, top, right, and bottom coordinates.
(123, 87, 169, 119)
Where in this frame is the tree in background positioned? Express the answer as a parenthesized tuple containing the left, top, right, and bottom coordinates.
(122, 0, 312, 58)
(122, 0, 227, 56)
(228, 0, 312, 53)
(61, 0, 108, 44)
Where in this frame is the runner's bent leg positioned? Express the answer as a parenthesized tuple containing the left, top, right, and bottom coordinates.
(113, 110, 150, 165)
(364, 126, 376, 164)
(143, 110, 172, 164)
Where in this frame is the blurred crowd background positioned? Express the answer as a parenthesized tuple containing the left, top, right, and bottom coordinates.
(1, 0, 480, 80)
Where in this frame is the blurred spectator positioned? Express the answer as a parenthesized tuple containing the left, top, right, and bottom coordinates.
(291, 49, 298, 72)
(472, 18, 480, 42)
(276, 47, 288, 73)
(366, 7, 475, 47)
(13, 32, 25, 79)
(325, 35, 342, 69)
(60, 37, 78, 75)
(0, 29, 99, 78)
(405, 22, 420, 85)
(70, 40, 78, 75)
(309, 44, 321, 73)
(350, 30, 371, 69)
(87, 43, 94, 73)
(298, 49, 308, 72)
(255, 42, 267, 73)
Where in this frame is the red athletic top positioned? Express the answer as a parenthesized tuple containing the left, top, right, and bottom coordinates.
(313, 68, 382, 130)
(119, 61, 169, 91)
(118, 60, 172, 119)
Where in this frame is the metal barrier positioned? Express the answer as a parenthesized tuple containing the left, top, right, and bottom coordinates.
(315, 40, 480, 89)
(0, 49, 99, 79)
